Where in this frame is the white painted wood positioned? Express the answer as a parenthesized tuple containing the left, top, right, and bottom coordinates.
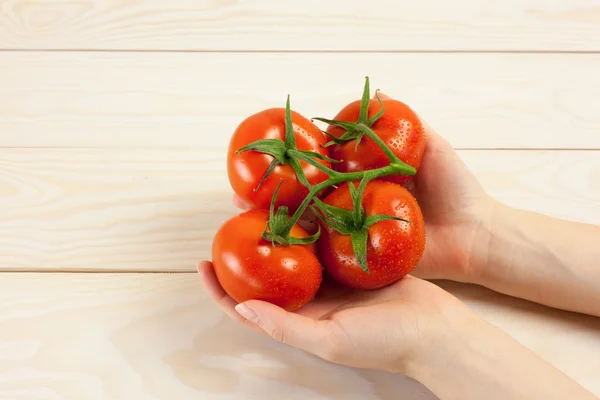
(1, 52, 599, 149)
(0, 273, 597, 399)
(1, 0, 599, 51)
(1, 149, 598, 272)
(1, 1, 599, 397)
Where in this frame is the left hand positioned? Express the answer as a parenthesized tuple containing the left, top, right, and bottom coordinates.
(198, 261, 476, 374)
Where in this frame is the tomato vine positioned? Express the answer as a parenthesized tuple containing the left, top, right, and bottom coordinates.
(236, 77, 417, 273)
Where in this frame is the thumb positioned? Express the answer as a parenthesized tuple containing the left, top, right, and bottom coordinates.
(235, 300, 333, 356)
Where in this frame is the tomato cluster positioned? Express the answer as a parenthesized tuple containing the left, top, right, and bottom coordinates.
(212, 78, 426, 311)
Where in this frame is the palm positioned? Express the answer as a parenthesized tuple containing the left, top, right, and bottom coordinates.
(199, 261, 404, 327)
(199, 260, 459, 372)
(295, 276, 404, 319)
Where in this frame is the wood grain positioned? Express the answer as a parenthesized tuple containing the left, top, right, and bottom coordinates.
(0, 273, 598, 399)
(1, 148, 598, 272)
(1, 0, 599, 51)
(1, 52, 599, 149)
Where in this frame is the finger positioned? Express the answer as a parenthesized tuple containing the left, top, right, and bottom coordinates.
(416, 114, 454, 153)
(232, 194, 252, 210)
(197, 261, 266, 335)
(235, 300, 335, 359)
(197, 261, 242, 319)
(372, 91, 452, 152)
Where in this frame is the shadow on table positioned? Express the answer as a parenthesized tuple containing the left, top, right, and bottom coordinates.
(164, 302, 437, 400)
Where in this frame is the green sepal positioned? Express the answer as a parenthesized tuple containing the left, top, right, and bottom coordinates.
(347, 182, 362, 228)
(254, 159, 280, 192)
(312, 198, 355, 235)
(288, 158, 310, 188)
(311, 205, 349, 235)
(263, 181, 318, 246)
(313, 76, 387, 149)
(313, 117, 361, 147)
(272, 206, 290, 232)
(287, 224, 321, 245)
(268, 180, 282, 221)
(320, 130, 345, 147)
(325, 131, 361, 148)
(298, 150, 341, 163)
(347, 180, 358, 199)
(312, 117, 357, 133)
(351, 179, 370, 228)
(266, 180, 287, 237)
(354, 133, 364, 151)
(284, 94, 296, 149)
(358, 76, 371, 124)
(368, 90, 385, 125)
(351, 229, 370, 274)
(364, 214, 412, 228)
(236, 138, 287, 163)
(237, 138, 287, 192)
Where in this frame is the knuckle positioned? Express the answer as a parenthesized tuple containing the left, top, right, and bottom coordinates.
(319, 330, 344, 363)
(268, 325, 288, 344)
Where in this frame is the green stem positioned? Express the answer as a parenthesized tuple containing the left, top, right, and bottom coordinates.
(355, 123, 416, 175)
(249, 81, 419, 246)
(282, 164, 401, 234)
(355, 124, 397, 163)
(282, 125, 417, 234)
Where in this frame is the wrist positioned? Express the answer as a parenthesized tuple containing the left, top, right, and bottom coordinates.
(402, 307, 598, 400)
(468, 199, 515, 287)
(399, 296, 483, 379)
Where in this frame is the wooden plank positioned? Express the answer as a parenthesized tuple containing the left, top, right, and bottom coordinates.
(1, 149, 598, 272)
(0, 0, 599, 51)
(0, 273, 598, 399)
(1, 52, 599, 149)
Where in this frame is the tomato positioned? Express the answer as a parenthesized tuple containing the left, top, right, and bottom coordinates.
(317, 181, 425, 289)
(211, 209, 323, 311)
(227, 108, 330, 211)
(327, 99, 425, 185)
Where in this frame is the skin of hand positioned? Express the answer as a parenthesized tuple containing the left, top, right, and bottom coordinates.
(392, 102, 495, 283)
(198, 260, 474, 374)
(201, 91, 600, 398)
(386, 92, 600, 316)
(478, 204, 600, 316)
(352, 93, 600, 317)
(198, 262, 598, 400)
(206, 94, 600, 400)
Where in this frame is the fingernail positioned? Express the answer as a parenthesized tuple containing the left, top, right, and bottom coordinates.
(235, 303, 260, 324)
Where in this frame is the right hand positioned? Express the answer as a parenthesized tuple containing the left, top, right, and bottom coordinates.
(384, 94, 496, 283)
(233, 93, 497, 284)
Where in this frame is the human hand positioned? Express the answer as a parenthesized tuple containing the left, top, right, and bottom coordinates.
(234, 93, 496, 284)
(198, 260, 475, 374)
(369, 93, 497, 284)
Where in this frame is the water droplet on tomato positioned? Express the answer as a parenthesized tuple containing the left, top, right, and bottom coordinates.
(257, 246, 271, 257)
(281, 258, 298, 271)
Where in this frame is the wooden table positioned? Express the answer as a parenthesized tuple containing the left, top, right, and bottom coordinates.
(1, 1, 599, 398)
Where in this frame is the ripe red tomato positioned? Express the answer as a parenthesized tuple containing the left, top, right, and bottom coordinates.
(227, 108, 330, 211)
(327, 99, 425, 185)
(211, 209, 323, 311)
(317, 181, 426, 289)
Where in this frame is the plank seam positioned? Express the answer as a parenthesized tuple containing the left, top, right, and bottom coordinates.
(2, 49, 600, 55)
